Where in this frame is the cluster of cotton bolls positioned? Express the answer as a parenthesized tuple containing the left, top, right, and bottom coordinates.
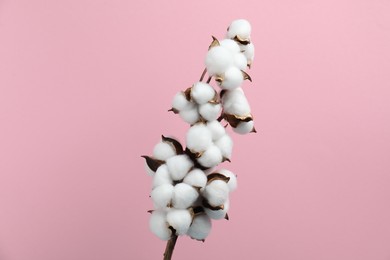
(143, 19, 255, 244)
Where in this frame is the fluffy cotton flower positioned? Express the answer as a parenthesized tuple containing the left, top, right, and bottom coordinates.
(219, 66, 244, 90)
(204, 199, 230, 220)
(222, 88, 251, 116)
(151, 183, 174, 209)
(187, 214, 212, 240)
(149, 210, 172, 240)
(215, 134, 233, 160)
(197, 145, 223, 168)
(186, 124, 213, 152)
(219, 39, 241, 54)
(203, 180, 230, 207)
(166, 155, 194, 181)
(205, 46, 234, 76)
(166, 209, 192, 235)
(199, 103, 221, 122)
(179, 107, 200, 124)
(191, 82, 216, 105)
(153, 141, 176, 161)
(227, 19, 251, 40)
(183, 168, 208, 189)
(206, 120, 226, 141)
(233, 120, 255, 135)
(152, 164, 173, 188)
(234, 52, 248, 70)
(241, 42, 255, 65)
(172, 91, 194, 112)
(218, 169, 237, 192)
(172, 183, 199, 209)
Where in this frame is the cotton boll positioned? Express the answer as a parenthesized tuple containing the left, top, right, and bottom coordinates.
(166, 209, 192, 235)
(215, 134, 233, 160)
(203, 180, 229, 207)
(186, 124, 213, 152)
(234, 52, 248, 70)
(222, 88, 251, 116)
(151, 184, 174, 209)
(179, 107, 200, 124)
(204, 199, 230, 220)
(227, 19, 251, 40)
(233, 120, 254, 135)
(241, 43, 255, 64)
(172, 183, 199, 209)
(172, 91, 194, 111)
(218, 169, 237, 192)
(206, 120, 226, 141)
(199, 103, 221, 122)
(153, 164, 173, 188)
(183, 168, 207, 189)
(191, 82, 216, 105)
(205, 46, 234, 76)
(219, 39, 240, 54)
(149, 210, 172, 240)
(187, 214, 212, 241)
(197, 145, 223, 168)
(153, 142, 176, 161)
(220, 67, 244, 90)
(166, 154, 194, 181)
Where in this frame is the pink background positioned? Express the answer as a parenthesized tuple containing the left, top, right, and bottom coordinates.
(1, 0, 389, 259)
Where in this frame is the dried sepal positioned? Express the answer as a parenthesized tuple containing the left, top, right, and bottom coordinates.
(233, 35, 251, 45)
(162, 135, 184, 154)
(168, 108, 179, 114)
(223, 113, 253, 128)
(141, 155, 165, 172)
(184, 87, 192, 101)
(208, 36, 220, 50)
(224, 213, 229, 220)
(207, 173, 230, 184)
(241, 70, 252, 82)
(202, 198, 224, 211)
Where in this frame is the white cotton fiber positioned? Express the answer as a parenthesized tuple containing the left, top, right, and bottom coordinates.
(179, 107, 200, 125)
(205, 46, 234, 76)
(204, 199, 230, 220)
(233, 120, 254, 135)
(199, 103, 221, 122)
(191, 82, 216, 105)
(186, 124, 213, 152)
(215, 134, 233, 160)
(153, 164, 173, 188)
(166, 154, 194, 181)
(151, 183, 174, 209)
(187, 214, 212, 240)
(220, 66, 244, 90)
(197, 145, 223, 168)
(172, 91, 194, 112)
(241, 42, 255, 63)
(183, 168, 207, 189)
(172, 183, 199, 209)
(153, 142, 176, 161)
(166, 209, 192, 235)
(218, 169, 237, 192)
(227, 19, 251, 40)
(206, 120, 226, 141)
(149, 210, 172, 240)
(222, 88, 251, 116)
(203, 180, 229, 207)
(234, 52, 248, 70)
(219, 39, 240, 54)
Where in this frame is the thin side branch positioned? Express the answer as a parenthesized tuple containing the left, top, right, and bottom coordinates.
(163, 235, 178, 260)
(199, 68, 207, 81)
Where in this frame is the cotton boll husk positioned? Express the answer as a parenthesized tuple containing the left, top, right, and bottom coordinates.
(220, 66, 244, 90)
(199, 103, 221, 122)
(227, 19, 251, 40)
(172, 183, 199, 209)
(233, 120, 254, 135)
(187, 214, 212, 240)
(153, 142, 176, 161)
(197, 145, 223, 168)
(204, 199, 230, 220)
(149, 210, 172, 240)
(191, 82, 216, 105)
(218, 169, 237, 192)
(206, 120, 226, 141)
(153, 164, 173, 188)
(183, 168, 207, 189)
(186, 124, 213, 152)
(151, 183, 174, 209)
(205, 46, 234, 76)
(203, 180, 229, 207)
(234, 52, 248, 70)
(166, 209, 192, 235)
(144, 162, 155, 177)
(166, 155, 194, 181)
(215, 134, 233, 159)
(219, 39, 240, 54)
(172, 92, 194, 111)
(241, 43, 255, 63)
(179, 108, 200, 125)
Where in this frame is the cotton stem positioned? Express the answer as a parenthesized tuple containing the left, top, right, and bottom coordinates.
(163, 235, 178, 260)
